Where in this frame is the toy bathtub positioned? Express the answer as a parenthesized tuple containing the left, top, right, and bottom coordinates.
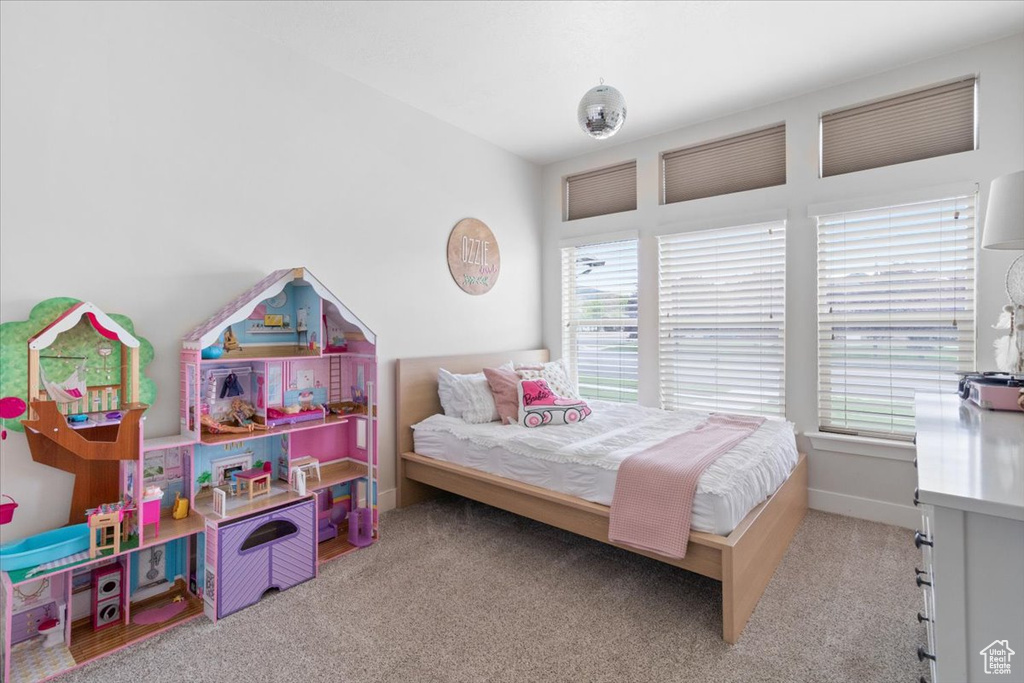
(0, 523, 90, 572)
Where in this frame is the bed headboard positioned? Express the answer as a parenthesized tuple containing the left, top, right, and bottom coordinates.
(395, 349, 549, 455)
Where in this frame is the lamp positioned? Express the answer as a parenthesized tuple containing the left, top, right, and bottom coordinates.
(983, 170, 1024, 374)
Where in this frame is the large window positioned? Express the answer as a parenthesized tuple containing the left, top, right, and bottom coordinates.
(658, 222, 786, 416)
(561, 238, 639, 402)
(563, 162, 637, 221)
(816, 194, 976, 440)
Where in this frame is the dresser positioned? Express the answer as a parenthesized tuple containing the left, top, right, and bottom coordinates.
(914, 394, 1024, 683)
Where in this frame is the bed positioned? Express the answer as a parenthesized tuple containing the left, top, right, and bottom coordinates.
(396, 349, 807, 644)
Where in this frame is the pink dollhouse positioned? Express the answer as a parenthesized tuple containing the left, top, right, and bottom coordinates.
(0, 269, 378, 683)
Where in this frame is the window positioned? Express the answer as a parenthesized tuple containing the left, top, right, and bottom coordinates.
(816, 194, 976, 440)
(821, 77, 976, 177)
(561, 238, 638, 402)
(564, 162, 637, 221)
(662, 124, 786, 204)
(658, 222, 786, 416)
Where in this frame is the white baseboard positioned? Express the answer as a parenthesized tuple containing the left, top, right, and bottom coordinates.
(378, 487, 396, 512)
(808, 488, 920, 530)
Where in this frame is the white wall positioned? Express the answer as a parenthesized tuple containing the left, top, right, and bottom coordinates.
(0, 2, 543, 541)
(542, 34, 1024, 529)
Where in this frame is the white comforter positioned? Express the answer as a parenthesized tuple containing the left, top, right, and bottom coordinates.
(412, 401, 797, 500)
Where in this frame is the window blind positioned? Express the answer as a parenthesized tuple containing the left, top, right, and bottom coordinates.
(821, 78, 976, 177)
(658, 222, 786, 416)
(564, 162, 637, 221)
(816, 194, 976, 440)
(662, 125, 786, 205)
(561, 239, 639, 402)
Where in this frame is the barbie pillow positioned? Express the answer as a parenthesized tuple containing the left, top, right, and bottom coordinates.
(517, 378, 592, 428)
(515, 358, 580, 400)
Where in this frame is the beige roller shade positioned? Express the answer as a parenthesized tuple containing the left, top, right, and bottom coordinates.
(821, 78, 976, 177)
(662, 124, 786, 205)
(564, 161, 637, 221)
(816, 194, 976, 440)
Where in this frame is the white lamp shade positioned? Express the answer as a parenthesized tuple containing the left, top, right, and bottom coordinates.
(982, 170, 1024, 250)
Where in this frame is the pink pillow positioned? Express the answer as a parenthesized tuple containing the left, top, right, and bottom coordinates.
(483, 367, 521, 425)
(517, 378, 592, 428)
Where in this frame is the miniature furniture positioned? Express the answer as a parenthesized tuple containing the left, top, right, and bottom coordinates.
(289, 456, 321, 485)
(92, 564, 124, 631)
(141, 494, 162, 538)
(87, 511, 122, 559)
(234, 463, 272, 501)
(913, 394, 1024, 683)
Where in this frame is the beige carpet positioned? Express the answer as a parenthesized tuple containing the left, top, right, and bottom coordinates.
(57, 497, 929, 683)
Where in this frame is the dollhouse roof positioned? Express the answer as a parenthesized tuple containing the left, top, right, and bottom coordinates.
(29, 301, 141, 350)
(182, 268, 376, 349)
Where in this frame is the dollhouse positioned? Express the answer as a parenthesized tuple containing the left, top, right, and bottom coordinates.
(0, 268, 378, 683)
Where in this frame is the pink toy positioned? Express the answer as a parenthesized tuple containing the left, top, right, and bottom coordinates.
(517, 379, 592, 428)
(0, 495, 17, 525)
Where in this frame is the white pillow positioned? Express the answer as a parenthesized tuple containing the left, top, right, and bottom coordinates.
(515, 358, 580, 400)
(438, 361, 514, 423)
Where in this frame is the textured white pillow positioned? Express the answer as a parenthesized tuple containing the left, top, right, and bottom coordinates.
(438, 361, 514, 423)
(515, 358, 580, 400)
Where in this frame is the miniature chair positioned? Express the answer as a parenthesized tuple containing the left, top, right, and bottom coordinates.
(88, 511, 121, 559)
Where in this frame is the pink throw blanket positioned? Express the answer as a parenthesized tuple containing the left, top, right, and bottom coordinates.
(608, 413, 765, 559)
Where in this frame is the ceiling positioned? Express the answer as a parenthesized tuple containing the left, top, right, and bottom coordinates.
(214, 1, 1024, 165)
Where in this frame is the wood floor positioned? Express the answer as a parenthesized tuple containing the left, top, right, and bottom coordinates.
(69, 579, 203, 664)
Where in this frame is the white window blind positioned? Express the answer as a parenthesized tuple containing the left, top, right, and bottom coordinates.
(564, 162, 637, 221)
(561, 239, 639, 402)
(816, 194, 976, 440)
(662, 124, 786, 204)
(821, 78, 976, 177)
(658, 222, 786, 416)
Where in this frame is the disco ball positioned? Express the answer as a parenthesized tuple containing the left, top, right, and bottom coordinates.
(577, 83, 626, 139)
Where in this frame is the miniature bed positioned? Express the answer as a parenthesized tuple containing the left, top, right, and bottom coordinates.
(396, 349, 808, 644)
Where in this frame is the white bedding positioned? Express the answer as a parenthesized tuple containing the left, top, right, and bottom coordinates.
(412, 400, 798, 535)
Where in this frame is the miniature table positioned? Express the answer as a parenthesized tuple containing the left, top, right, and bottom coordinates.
(234, 467, 272, 501)
(289, 456, 322, 486)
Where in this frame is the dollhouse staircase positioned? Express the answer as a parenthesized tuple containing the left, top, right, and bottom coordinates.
(22, 400, 147, 524)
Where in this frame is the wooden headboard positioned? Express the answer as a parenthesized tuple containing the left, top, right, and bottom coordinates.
(395, 349, 549, 456)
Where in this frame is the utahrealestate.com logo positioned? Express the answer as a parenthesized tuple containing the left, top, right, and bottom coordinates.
(980, 640, 1015, 675)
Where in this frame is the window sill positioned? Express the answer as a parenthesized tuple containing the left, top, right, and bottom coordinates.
(804, 431, 916, 462)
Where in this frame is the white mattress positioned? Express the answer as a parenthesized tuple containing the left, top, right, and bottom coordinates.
(412, 400, 798, 535)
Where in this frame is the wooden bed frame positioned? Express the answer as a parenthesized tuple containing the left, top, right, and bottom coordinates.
(396, 349, 807, 644)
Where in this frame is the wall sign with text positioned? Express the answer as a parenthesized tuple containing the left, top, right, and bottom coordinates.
(447, 218, 500, 295)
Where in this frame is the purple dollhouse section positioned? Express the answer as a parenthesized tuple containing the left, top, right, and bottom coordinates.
(216, 499, 316, 619)
(182, 268, 376, 351)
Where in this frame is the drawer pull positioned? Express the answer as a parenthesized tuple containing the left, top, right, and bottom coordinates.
(916, 575, 932, 588)
(920, 678, 929, 683)
(915, 567, 928, 576)
(915, 531, 933, 548)
(917, 646, 937, 662)
(917, 612, 930, 624)
(914, 488, 920, 506)
(913, 456, 918, 469)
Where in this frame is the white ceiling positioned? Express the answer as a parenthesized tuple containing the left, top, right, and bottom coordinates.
(215, 1, 1024, 165)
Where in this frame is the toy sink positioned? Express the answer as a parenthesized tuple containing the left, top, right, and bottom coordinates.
(0, 523, 90, 572)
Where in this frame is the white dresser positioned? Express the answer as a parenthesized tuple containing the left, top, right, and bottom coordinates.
(914, 394, 1024, 683)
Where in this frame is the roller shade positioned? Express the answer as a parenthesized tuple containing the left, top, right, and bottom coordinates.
(561, 239, 639, 402)
(816, 194, 976, 440)
(658, 222, 786, 416)
(662, 125, 786, 204)
(821, 78, 976, 177)
(564, 162, 637, 221)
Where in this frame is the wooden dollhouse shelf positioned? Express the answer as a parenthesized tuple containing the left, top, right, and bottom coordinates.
(192, 487, 311, 522)
(140, 510, 207, 550)
(199, 412, 353, 446)
(204, 346, 319, 360)
(69, 579, 202, 664)
(309, 459, 368, 491)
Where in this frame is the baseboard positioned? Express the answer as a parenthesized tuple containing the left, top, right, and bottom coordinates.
(808, 488, 919, 529)
(378, 487, 396, 512)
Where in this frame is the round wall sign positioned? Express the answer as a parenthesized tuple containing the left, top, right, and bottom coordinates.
(447, 218, 500, 295)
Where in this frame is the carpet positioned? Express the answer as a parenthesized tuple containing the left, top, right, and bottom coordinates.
(132, 599, 187, 625)
(56, 496, 929, 683)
